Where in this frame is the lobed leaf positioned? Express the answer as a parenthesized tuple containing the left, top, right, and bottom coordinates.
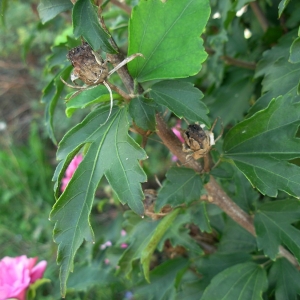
(159, 212, 204, 256)
(254, 200, 300, 262)
(51, 107, 147, 296)
(224, 94, 300, 198)
(188, 202, 211, 233)
(201, 262, 267, 300)
(128, 96, 157, 131)
(250, 31, 300, 115)
(268, 258, 300, 300)
(135, 258, 188, 300)
(156, 167, 203, 211)
(128, 0, 210, 82)
(218, 219, 257, 253)
(72, 0, 116, 53)
(150, 80, 210, 126)
(38, 0, 72, 24)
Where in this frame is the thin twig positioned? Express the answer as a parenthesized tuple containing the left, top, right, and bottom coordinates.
(250, 2, 268, 32)
(206, 47, 256, 70)
(106, 82, 131, 101)
(110, 0, 131, 14)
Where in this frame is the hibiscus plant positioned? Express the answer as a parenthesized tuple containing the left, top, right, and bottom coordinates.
(4, 0, 300, 298)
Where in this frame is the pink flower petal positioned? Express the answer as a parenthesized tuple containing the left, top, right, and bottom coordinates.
(30, 260, 47, 283)
(61, 154, 83, 192)
(0, 255, 47, 300)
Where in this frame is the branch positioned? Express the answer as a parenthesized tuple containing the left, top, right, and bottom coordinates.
(100, 15, 298, 267)
(205, 47, 256, 70)
(250, 2, 268, 32)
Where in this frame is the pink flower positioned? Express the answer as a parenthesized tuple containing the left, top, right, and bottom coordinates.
(61, 154, 83, 191)
(121, 230, 127, 237)
(100, 241, 112, 250)
(0, 256, 47, 300)
(120, 243, 128, 249)
(171, 120, 184, 161)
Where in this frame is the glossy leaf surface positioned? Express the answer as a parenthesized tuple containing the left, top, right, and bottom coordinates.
(38, 0, 72, 23)
(150, 80, 210, 126)
(73, 0, 116, 52)
(224, 95, 300, 198)
(128, 0, 210, 82)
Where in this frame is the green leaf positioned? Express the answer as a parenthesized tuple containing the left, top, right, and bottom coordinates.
(201, 263, 267, 300)
(196, 252, 252, 282)
(73, 0, 116, 53)
(254, 199, 300, 262)
(46, 45, 70, 71)
(218, 219, 257, 253)
(175, 278, 207, 300)
(205, 68, 254, 126)
(268, 258, 300, 300)
(118, 211, 160, 279)
(135, 258, 189, 300)
(51, 107, 147, 296)
(67, 263, 114, 292)
(0, 0, 8, 25)
(156, 167, 203, 211)
(188, 202, 211, 233)
(159, 212, 204, 256)
(37, 0, 73, 24)
(278, 0, 290, 17)
(150, 80, 210, 126)
(141, 208, 181, 282)
(41, 66, 73, 144)
(128, 0, 210, 82)
(289, 36, 300, 63)
(220, 165, 259, 213)
(223, 95, 300, 198)
(128, 96, 156, 131)
(27, 278, 51, 300)
(249, 31, 300, 115)
(65, 85, 120, 117)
